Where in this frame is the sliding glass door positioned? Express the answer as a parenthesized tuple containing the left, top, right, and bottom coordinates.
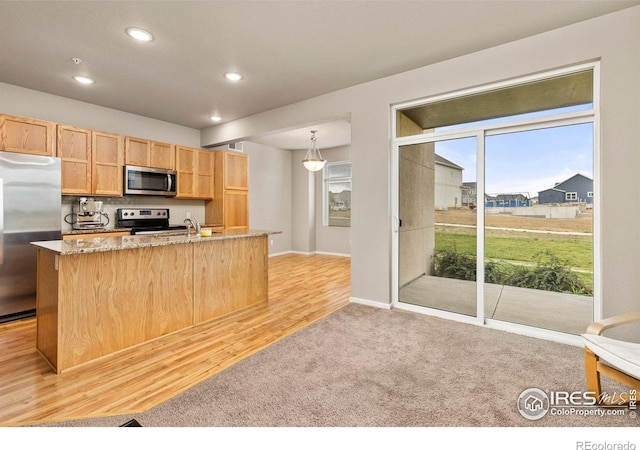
(484, 123, 594, 334)
(397, 136, 479, 319)
(392, 64, 598, 337)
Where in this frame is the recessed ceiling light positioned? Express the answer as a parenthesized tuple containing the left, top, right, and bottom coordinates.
(72, 75, 95, 85)
(126, 27, 154, 42)
(224, 72, 243, 81)
(210, 115, 222, 122)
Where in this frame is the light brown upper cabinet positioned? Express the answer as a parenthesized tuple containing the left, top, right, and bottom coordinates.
(58, 125, 124, 196)
(195, 149, 214, 199)
(125, 136, 175, 170)
(57, 125, 92, 194)
(176, 146, 195, 198)
(0, 113, 56, 157)
(92, 131, 124, 196)
(151, 140, 175, 170)
(221, 150, 248, 190)
(176, 146, 214, 199)
(205, 150, 249, 229)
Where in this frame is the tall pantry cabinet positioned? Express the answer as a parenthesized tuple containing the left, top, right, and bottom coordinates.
(205, 150, 249, 229)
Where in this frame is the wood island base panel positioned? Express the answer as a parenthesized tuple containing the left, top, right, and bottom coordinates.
(32, 230, 278, 373)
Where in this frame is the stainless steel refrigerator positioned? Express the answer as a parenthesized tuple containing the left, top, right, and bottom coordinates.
(0, 151, 61, 323)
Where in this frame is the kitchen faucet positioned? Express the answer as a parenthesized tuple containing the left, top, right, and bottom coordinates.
(184, 216, 201, 235)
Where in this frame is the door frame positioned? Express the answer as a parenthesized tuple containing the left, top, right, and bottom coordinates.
(390, 62, 601, 346)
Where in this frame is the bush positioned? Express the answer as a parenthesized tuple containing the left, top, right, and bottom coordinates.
(433, 248, 477, 281)
(502, 250, 593, 295)
(433, 248, 593, 295)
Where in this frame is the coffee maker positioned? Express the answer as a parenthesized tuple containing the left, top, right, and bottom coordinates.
(72, 197, 108, 230)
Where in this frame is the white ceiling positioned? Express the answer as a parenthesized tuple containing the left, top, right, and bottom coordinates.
(1, 1, 638, 150)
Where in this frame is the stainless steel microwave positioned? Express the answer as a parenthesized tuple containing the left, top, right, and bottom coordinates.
(124, 165, 177, 197)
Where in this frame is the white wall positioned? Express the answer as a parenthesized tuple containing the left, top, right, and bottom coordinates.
(291, 149, 316, 254)
(0, 83, 201, 147)
(241, 142, 292, 255)
(200, 7, 640, 326)
(289, 146, 352, 256)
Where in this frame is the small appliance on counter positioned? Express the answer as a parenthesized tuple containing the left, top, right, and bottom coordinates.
(116, 208, 187, 235)
(70, 197, 109, 230)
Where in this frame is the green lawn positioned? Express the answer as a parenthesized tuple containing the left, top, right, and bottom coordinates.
(435, 232, 593, 271)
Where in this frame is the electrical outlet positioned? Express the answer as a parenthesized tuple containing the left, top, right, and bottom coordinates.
(186, 212, 191, 219)
(270, 240, 274, 246)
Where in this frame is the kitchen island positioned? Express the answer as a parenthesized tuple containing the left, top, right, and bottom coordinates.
(32, 229, 279, 373)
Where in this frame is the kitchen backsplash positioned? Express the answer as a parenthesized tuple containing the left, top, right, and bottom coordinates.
(61, 196, 206, 232)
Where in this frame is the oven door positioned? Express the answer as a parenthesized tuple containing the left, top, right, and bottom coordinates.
(125, 165, 177, 196)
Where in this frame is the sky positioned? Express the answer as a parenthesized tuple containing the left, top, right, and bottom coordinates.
(434, 107, 594, 198)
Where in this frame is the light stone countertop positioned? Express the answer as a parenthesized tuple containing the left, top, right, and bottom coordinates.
(62, 227, 132, 235)
(32, 229, 281, 255)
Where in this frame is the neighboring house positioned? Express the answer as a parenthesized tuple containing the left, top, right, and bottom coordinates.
(538, 173, 593, 204)
(330, 192, 350, 210)
(435, 154, 464, 209)
(485, 193, 531, 207)
(462, 182, 477, 208)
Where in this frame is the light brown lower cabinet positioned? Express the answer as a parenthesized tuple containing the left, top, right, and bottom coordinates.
(36, 235, 268, 373)
(223, 190, 249, 229)
(193, 236, 267, 323)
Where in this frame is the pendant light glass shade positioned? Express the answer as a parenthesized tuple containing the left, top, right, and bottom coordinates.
(303, 130, 326, 172)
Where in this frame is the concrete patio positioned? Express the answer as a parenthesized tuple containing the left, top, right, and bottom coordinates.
(399, 275, 593, 335)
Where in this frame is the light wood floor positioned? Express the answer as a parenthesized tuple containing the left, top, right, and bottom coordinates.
(0, 253, 350, 426)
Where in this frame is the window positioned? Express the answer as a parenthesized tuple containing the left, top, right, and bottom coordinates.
(394, 63, 597, 337)
(324, 161, 352, 227)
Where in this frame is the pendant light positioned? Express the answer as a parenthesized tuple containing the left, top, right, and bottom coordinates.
(303, 130, 326, 172)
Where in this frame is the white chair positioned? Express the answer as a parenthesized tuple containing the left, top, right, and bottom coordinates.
(582, 312, 640, 405)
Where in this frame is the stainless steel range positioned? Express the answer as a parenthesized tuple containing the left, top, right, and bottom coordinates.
(116, 208, 187, 235)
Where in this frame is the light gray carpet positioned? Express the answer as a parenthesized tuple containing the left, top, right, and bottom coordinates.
(41, 304, 636, 427)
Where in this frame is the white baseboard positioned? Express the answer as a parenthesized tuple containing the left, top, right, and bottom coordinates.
(350, 297, 392, 310)
(268, 251, 294, 257)
(315, 251, 351, 258)
(273, 250, 351, 258)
